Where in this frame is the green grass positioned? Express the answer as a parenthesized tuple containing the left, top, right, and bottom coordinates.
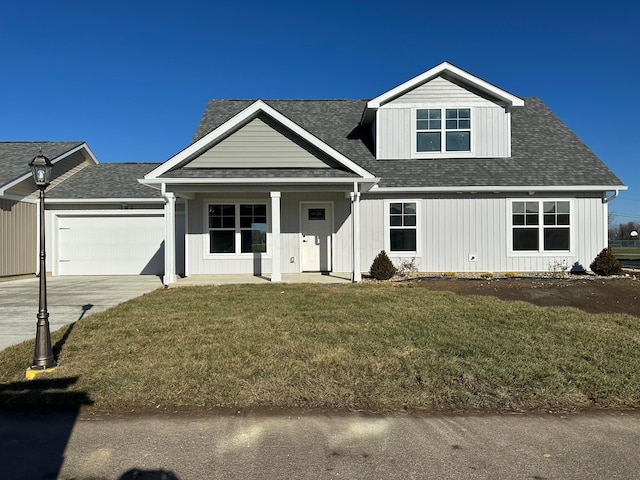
(1, 283, 639, 413)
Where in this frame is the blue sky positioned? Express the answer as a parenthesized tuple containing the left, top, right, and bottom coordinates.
(1, 0, 638, 220)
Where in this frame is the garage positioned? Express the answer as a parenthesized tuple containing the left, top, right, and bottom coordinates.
(56, 213, 165, 275)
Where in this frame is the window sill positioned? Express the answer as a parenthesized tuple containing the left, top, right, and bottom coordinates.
(205, 253, 271, 258)
(412, 151, 474, 159)
(508, 250, 573, 257)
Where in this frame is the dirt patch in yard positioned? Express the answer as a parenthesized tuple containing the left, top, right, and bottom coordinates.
(402, 273, 640, 317)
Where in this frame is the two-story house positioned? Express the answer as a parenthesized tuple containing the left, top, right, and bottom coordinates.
(138, 62, 626, 284)
(2, 63, 624, 282)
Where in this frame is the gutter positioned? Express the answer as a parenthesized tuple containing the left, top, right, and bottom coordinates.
(45, 197, 164, 204)
(371, 185, 628, 194)
(140, 177, 380, 185)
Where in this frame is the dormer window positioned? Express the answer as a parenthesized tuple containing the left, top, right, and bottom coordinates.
(416, 108, 471, 153)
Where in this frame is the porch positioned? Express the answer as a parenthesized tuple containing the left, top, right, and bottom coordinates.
(172, 272, 352, 287)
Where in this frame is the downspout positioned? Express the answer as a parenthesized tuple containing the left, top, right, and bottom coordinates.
(602, 190, 619, 249)
(602, 189, 619, 204)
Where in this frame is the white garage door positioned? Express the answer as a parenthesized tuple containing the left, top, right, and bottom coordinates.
(57, 214, 165, 275)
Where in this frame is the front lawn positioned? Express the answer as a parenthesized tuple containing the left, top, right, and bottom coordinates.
(1, 283, 639, 413)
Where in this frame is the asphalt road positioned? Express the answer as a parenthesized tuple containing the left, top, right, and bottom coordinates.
(1, 409, 639, 479)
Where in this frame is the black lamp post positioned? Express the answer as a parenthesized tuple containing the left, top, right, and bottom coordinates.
(26, 150, 56, 377)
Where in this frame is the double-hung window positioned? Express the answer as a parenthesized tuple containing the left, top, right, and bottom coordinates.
(512, 200, 570, 252)
(389, 202, 417, 252)
(209, 203, 267, 254)
(416, 108, 471, 153)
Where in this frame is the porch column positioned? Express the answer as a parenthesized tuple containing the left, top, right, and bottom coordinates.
(270, 191, 282, 282)
(163, 191, 176, 286)
(351, 185, 361, 282)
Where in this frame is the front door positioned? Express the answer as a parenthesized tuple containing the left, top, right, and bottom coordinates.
(301, 203, 332, 272)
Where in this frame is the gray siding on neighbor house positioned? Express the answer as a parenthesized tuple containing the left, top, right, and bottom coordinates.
(376, 76, 511, 159)
(358, 194, 607, 274)
(186, 116, 332, 169)
(0, 199, 36, 276)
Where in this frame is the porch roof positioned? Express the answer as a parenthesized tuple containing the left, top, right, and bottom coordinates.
(159, 168, 361, 179)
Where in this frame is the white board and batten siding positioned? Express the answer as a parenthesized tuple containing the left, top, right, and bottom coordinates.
(358, 194, 608, 274)
(376, 76, 510, 159)
(185, 193, 353, 275)
(186, 117, 331, 169)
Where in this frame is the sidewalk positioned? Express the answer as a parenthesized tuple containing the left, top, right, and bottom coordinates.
(1, 409, 638, 479)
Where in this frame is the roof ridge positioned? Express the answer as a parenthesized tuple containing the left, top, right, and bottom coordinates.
(0, 140, 84, 144)
(207, 99, 370, 102)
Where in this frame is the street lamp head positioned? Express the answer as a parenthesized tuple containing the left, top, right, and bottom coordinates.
(29, 149, 53, 189)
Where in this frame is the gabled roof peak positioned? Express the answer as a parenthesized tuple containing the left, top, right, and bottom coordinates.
(367, 61, 525, 110)
(144, 100, 375, 181)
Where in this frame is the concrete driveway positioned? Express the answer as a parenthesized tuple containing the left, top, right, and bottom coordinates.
(0, 276, 163, 351)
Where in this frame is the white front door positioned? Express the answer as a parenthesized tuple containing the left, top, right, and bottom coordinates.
(301, 203, 332, 272)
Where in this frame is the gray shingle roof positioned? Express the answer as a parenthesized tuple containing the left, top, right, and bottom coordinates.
(0, 141, 84, 187)
(47, 163, 163, 199)
(190, 98, 624, 189)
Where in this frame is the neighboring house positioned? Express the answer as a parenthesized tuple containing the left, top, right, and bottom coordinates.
(1, 62, 627, 283)
(0, 142, 97, 277)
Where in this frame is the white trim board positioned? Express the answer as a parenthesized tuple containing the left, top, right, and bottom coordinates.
(371, 185, 628, 194)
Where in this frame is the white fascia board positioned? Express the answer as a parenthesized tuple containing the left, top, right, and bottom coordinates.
(50, 142, 100, 166)
(140, 177, 380, 186)
(145, 100, 376, 180)
(0, 193, 37, 203)
(46, 197, 164, 204)
(0, 142, 98, 196)
(371, 185, 628, 193)
(367, 62, 525, 109)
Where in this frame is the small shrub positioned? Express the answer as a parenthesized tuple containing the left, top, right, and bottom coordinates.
(505, 272, 519, 278)
(396, 257, 418, 277)
(570, 261, 587, 275)
(369, 251, 397, 280)
(590, 248, 622, 276)
(442, 272, 457, 277)
(548, 259, 569, 278)
(480, 272, 494, 278)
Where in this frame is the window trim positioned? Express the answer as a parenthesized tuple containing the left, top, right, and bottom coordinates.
(413, 107, 473, 158)
(508, 199, 573, 256)
(204, 200, 270, 257)
(384, 200, 420, 255)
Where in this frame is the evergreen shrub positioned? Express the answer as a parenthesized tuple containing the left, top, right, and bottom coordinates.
(369, 251, 397, 280)
(590, 247, 622, 276)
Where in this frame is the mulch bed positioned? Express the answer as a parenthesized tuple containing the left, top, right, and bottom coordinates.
(396, 272, 640, 317)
